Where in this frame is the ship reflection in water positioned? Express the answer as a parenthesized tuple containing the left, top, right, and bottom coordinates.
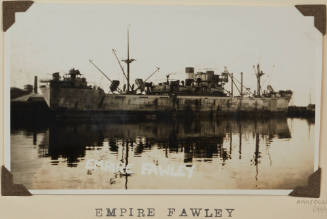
(11, 117, 315, 190)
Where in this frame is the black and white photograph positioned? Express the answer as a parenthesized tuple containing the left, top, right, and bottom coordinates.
(6, 2, 322, 192)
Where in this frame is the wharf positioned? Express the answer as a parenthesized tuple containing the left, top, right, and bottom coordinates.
(287, 105, 315, 118)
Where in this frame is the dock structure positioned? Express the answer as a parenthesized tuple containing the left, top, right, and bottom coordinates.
(287, 105, 315, 117)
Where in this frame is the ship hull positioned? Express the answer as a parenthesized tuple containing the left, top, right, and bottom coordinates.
(40, 87, 291, 116)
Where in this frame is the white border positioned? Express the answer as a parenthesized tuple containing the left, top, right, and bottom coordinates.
(3, 3, 323, 195)
(313, 36, 323, 172)
(30, 189, 293, 195)
(4, 36, 11, 171)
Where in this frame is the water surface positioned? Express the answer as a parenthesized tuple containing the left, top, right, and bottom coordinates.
(11, 117, 315, 190)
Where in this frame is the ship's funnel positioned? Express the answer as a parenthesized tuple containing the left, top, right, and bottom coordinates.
(206, 71, 214, 81)
(185, 67, 194, 79)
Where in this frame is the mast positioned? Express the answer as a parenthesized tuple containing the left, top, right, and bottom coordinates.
(257, 65, 260, 96)
(231, 73, 234, 97)
(238, 122, 242, 159)
(125, 140, 129, 190)
(240, 72, 243, 97)
(127, 30, 130, 92)
(254, 123, 260, 184)
(34, 76, 38, 94)
(122, 28, 135, 93)
(256, 64, 264, 97)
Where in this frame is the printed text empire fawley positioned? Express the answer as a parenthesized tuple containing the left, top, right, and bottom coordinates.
(95, 208, 235, 217)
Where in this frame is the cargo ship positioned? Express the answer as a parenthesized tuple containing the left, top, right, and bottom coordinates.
(40, 32, 292, 117)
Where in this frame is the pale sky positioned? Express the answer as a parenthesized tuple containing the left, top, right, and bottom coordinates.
(7, 3, 322, 106)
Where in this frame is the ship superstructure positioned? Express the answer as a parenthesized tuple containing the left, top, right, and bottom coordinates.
(40, 30, 292, 115)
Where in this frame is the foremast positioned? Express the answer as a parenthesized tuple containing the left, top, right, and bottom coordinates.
(122, 28, 135, 93)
